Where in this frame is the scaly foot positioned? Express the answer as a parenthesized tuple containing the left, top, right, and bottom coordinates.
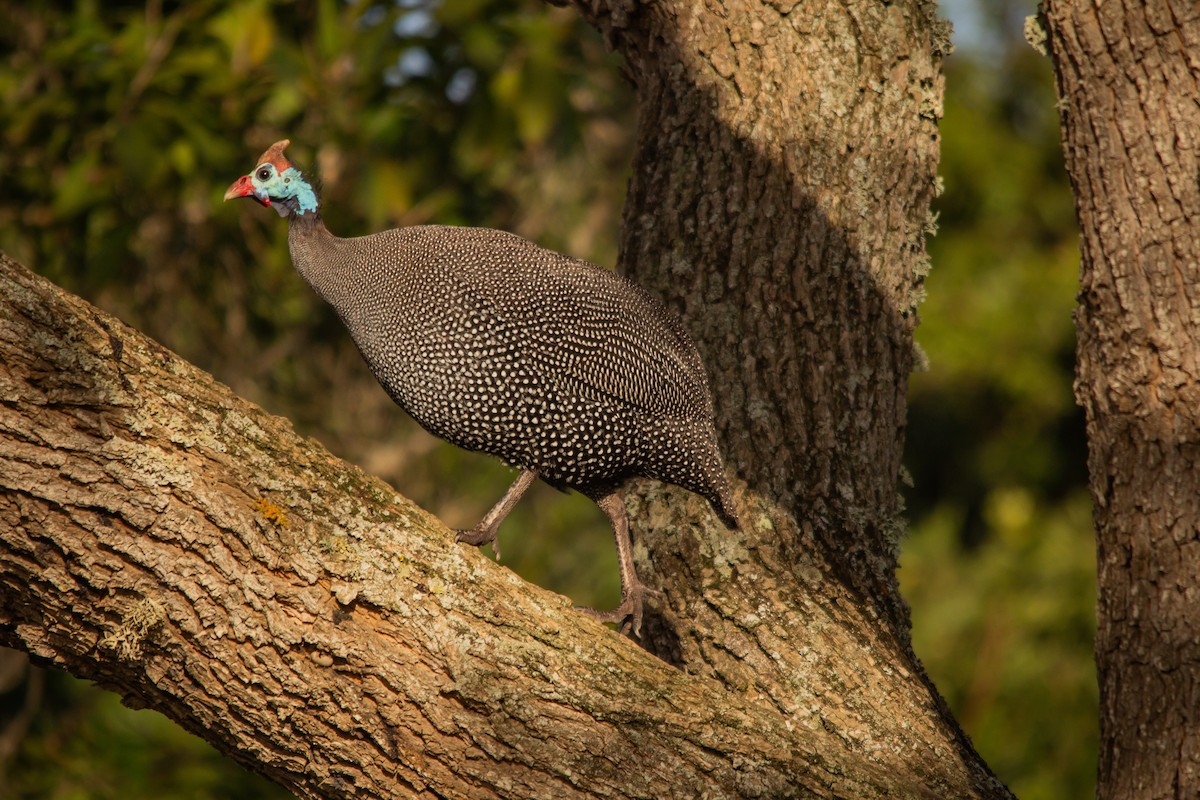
(455, 527, 501, 559)
(578, 582, 662, 638)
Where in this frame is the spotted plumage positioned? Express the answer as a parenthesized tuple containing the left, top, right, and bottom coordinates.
(226, 140, 738, 634)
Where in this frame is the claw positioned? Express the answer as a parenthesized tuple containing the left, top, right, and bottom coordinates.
(578, 582, 661, 638)
(454, 470, 538, 560)
(455, 528, 501, 559)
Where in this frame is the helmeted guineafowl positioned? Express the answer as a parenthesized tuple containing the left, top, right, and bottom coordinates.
(225, 140, 738, 634)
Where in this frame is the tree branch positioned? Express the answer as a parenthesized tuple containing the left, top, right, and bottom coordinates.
(0, 252, 969, 798)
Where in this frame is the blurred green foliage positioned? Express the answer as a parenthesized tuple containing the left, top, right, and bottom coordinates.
(901, 2, 1097, 798)
(0, 0, 1094, 798)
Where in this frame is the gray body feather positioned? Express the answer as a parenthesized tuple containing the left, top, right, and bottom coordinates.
(288, 216, 736, 524)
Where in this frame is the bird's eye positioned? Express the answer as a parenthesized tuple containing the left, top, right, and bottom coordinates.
(256, 166, 272, 181)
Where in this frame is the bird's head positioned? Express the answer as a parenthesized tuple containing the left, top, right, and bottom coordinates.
(224, 139, 318, 218)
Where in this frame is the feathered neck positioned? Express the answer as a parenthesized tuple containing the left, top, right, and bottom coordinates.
(287, 204, 325, 235)
(286, 204, 347, 311)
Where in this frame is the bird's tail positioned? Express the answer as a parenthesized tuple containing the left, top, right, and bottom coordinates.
(709, 482, 740, 531)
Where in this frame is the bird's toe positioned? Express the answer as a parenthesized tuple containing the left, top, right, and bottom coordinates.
(578, 582, 658, 638)
(455, 528, 501, 559)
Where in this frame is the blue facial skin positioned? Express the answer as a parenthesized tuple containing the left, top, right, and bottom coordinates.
(251, 163, 319, 217)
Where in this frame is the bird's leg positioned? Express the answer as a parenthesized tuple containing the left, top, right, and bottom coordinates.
(455, 469, 538, 559)
(578, 491, 660, 637)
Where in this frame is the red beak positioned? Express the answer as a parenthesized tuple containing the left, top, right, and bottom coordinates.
(223, 174, 268, 205)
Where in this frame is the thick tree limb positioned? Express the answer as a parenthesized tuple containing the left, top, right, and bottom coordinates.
(0, 252, 1000, 797)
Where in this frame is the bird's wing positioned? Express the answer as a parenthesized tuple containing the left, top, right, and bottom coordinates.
(447, 230, 713, 423)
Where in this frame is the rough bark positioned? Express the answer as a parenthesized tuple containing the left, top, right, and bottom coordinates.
(0, 1, 1014, 797)
(1041, 2, 1200, 798)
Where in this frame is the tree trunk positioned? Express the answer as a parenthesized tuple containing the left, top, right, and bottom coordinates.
(0, 1, 1013, 797)
(1041, 2, 1200, 798)
(569, 0, 999, 786)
